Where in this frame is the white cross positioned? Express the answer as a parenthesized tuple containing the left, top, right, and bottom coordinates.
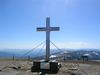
(37, 17, 60, 61)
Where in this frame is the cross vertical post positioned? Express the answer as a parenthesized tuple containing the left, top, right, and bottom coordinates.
(46, 17, 50, 61)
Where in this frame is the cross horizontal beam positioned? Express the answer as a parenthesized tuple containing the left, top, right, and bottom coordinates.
(37, 27, 60, 31)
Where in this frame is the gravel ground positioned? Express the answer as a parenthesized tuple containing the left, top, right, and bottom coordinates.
(0, 59, 100, 75)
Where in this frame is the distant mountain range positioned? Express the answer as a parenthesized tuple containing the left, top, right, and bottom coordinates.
(63, 49, 100, 60)
(0, 49, 100, 60)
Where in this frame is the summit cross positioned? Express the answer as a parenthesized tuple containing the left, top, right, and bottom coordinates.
(37, 17, 60, 61)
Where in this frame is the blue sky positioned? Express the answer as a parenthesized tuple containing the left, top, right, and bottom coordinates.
(0, 0, 100, 49)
